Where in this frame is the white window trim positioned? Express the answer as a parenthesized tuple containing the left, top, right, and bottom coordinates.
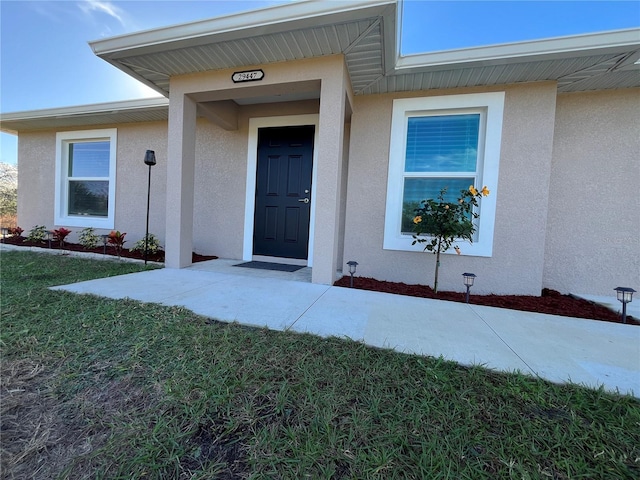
(383, 92, 505, 257)
(243, 114, 319, 266)
(54, 128, 117, 229)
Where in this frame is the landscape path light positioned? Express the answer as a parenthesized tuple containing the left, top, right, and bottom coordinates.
(143, 150, 157, 265)
(1, 227, 8, 240)
(101, 234, 109, 255)
(46, 230, 54, 249)
(462, 272, 476, 304)
(614, 287, 636, 324)
(347, 261, 358, 288)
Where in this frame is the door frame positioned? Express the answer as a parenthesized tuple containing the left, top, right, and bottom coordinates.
(243, 114, 319, 266)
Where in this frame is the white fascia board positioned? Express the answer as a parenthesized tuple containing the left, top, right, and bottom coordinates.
(90, 0, 397, 58)
(0, 98, 169, 121)
(396, 28, 640, 73)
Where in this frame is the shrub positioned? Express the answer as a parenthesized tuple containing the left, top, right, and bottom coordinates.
(79, 227, 100, 250)
(24, 225, 48, 243)
(9, 226, 23, 236)
(107, 230, 126, 258)
(130, 233, 162, 255)
(52, 227, 72, 248)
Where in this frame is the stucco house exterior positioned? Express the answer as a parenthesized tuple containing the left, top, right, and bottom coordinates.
(2, 0, 639, 296)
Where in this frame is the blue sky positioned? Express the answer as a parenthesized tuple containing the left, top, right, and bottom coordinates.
(1, 0, 638, 164)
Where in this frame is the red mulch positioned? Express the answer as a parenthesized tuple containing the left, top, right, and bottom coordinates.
(1, 236, 218, 264)
(334, 276, 638, 326)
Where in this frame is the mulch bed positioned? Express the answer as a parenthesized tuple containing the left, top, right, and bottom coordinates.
(1, 236, 218, 264)
(334, 276, 638, 325)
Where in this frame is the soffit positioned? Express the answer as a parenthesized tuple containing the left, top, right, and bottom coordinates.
(364, 49, 640, 94)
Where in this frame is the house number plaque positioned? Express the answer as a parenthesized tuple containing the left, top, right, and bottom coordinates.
(232, 69, 264, 83)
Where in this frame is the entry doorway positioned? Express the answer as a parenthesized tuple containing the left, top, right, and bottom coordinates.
(253, 125, 315, 260)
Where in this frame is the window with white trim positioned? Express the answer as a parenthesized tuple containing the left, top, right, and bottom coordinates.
(55, 129, 117, 228)
(383, 93, 505, 256)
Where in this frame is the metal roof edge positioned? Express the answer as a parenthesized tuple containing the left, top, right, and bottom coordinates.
(395, 28, 640, 72)
(0, 97, 169, 122)
(90, 0, 397, 58)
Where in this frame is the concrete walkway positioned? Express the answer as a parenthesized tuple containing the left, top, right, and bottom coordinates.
(45, 257, 639, 398)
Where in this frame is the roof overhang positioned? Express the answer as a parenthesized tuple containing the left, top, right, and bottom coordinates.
(0, 98, 169, 134)
(90, 0, 399, 98)
(89, 0, 639, 97)
(2, 0, 639, 134)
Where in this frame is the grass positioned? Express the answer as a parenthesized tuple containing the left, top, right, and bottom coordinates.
(1, 251, 639, 479)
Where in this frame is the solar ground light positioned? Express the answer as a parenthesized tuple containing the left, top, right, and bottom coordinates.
(462, 272, 476, 303)
(101, 234, 109, 255)
(347, 260, 358, 288)
(1, 227, 8, 240)
(614, 286, 636, 324)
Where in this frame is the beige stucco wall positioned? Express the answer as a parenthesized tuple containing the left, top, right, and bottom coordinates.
(342, 82, 558, 295)
(17, 131, 56, 232)
(17, 78, 635, 297)
(17, 122, 169, 248)
(543, 88, 640, 295)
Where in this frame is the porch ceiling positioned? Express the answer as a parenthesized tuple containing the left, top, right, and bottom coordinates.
(90, 0, 640, 97)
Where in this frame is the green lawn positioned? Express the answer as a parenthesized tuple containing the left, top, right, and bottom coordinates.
(1, 250, 639, 479)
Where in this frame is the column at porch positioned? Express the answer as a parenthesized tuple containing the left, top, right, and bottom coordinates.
(312, 71, 348, 284)
(165, 93, 197, 268)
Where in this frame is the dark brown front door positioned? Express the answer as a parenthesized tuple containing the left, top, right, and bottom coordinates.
(253, 125, 314, 259)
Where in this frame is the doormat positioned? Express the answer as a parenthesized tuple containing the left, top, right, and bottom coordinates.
(234, 261, 305, 272)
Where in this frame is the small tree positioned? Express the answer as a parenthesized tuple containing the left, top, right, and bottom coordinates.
(412, 185, 489, 293)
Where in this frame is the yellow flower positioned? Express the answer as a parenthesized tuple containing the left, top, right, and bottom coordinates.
(444, 205, 450, 210)
(413, 215, 422, 224)
(469, 185, 478, 196)
(481, 186, 490, 196)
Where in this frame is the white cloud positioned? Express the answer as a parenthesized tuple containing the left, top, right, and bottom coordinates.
(77, 0, 127, 28)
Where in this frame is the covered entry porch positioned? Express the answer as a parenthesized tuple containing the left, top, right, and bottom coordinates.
(164, 55, 353, 284)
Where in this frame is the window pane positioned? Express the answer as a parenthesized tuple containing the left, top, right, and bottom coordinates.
(405, 114, 479, 172)
(69, 141, 110, 177)
(68, 180, 109, 217)
(401, 177, 473, 233)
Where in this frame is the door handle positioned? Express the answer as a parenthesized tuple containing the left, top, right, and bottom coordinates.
(298, 198, 309, 204)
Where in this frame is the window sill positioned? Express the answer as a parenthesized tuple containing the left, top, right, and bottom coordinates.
(383, 235, 493, 257)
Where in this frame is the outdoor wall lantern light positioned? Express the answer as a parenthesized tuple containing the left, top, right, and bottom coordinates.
(614, 287, 636, 324)
(101, 234, 109, 255)
(143, 150, 157, 265)
(462, 273, 476, 303)
(347, 261, 359, 288)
